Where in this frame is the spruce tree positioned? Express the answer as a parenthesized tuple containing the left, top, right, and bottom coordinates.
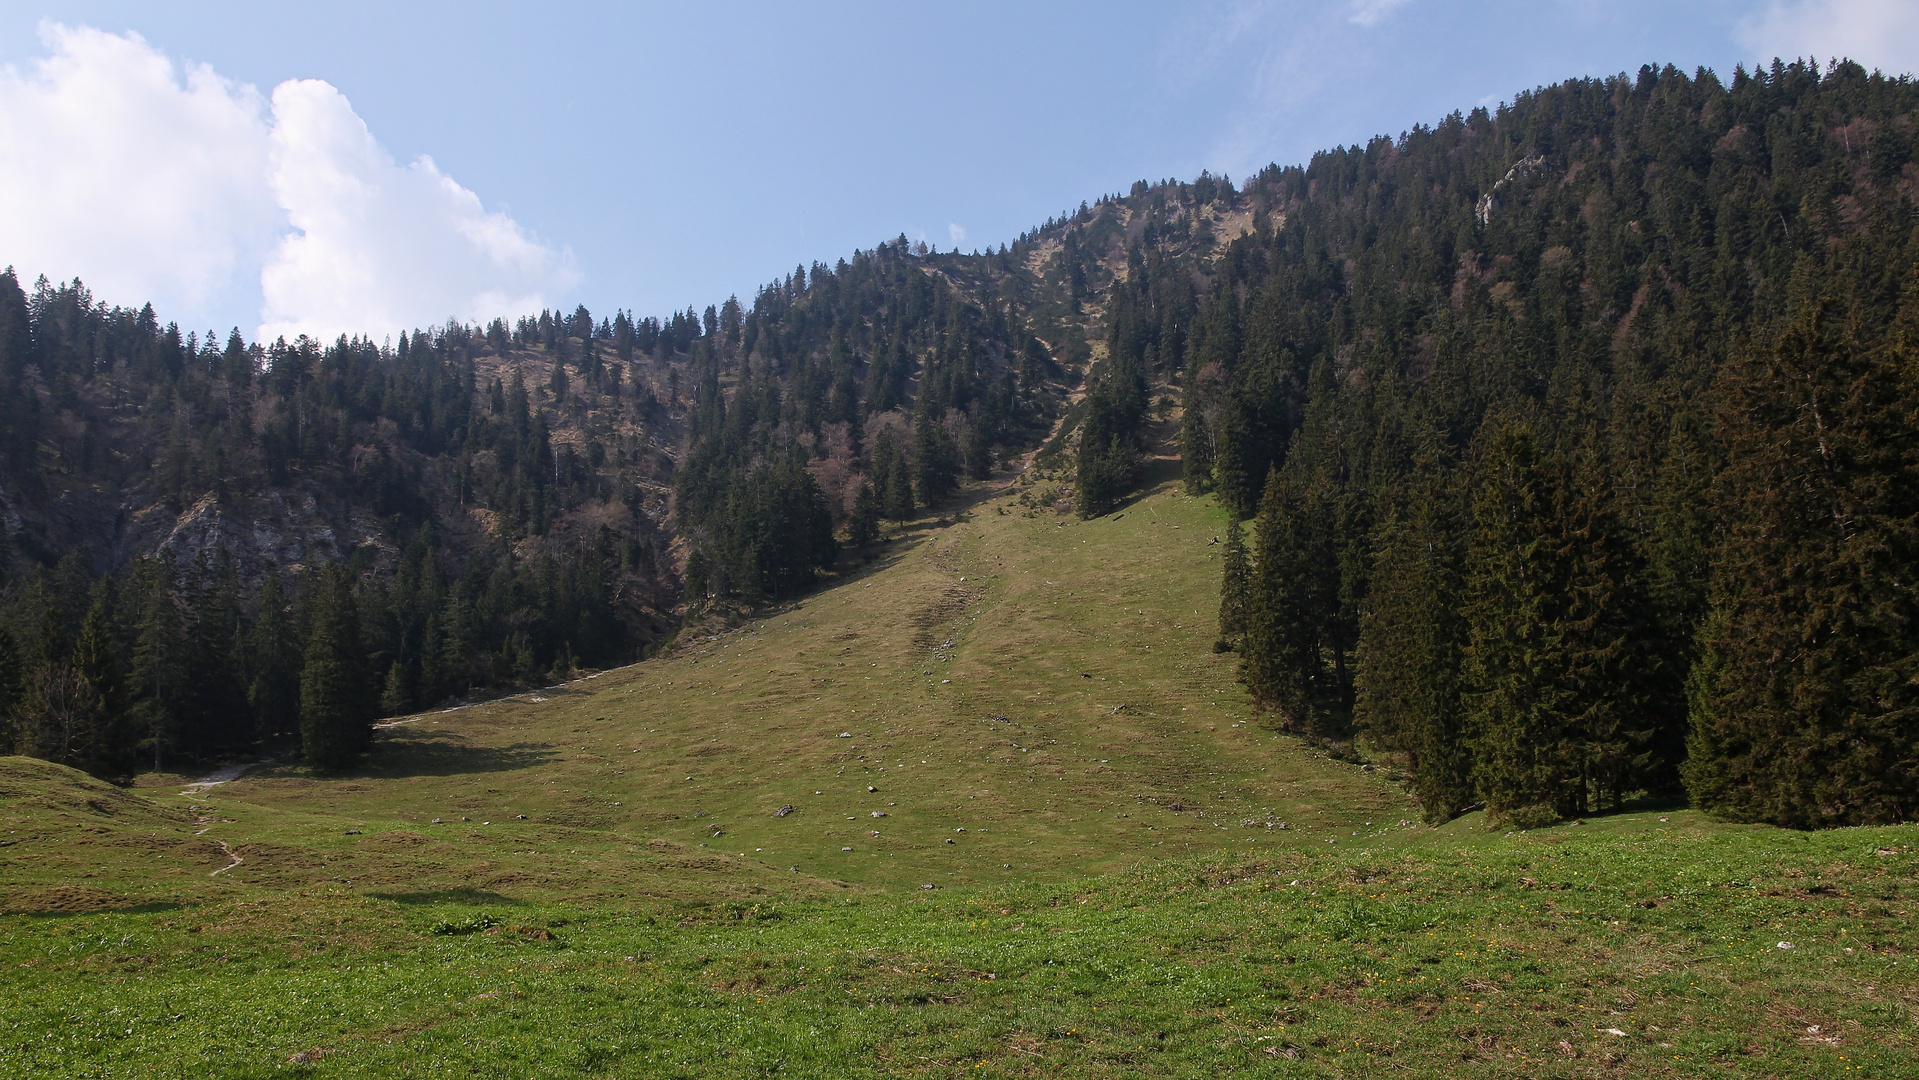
(1460, 418, 1572, 828)
(439, 586, 478, 699)
(299, 567, 374, 769)
(1355, 455, 1473, 821)
(911, 406, 959, 507)
(1684, 280, 1919, 826)
(1216, 517, 1250, 650)
(848, 481, 882, 547)
(874, 427, 915, 522)
(1240, 466, 1336, 734)
(0, 628, 22, 753)
(247, 574, 301, 748)
(72, 580, 134, 779)
(181, 552, 251, 758)
(1462, 419, 1671, 826)
(127, 553, 184, 771)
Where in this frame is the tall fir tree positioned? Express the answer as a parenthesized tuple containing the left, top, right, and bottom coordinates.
(299, 567, 374, 769)
(127, 553, 184, 771)
(1355, 452, 1474, 821)
(1241, 465, 1338, 735)
(1684, 278, 1919, 826)
(911, 405, 960, 507)
(848, 480, 882, 547)
(873, 426, 915, 522)
(1462, 418, 1674, 826)
(247, 574, 301, 748)
(72, 579, 135, 779)
(1216, 517, 1251, 650)
(1460, 418, 1574, 828)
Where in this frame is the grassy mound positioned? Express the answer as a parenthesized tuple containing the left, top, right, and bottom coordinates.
(0, 756, 218, 914)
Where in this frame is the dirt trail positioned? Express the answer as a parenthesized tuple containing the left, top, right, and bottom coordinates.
(210, 840, 243, 876)
(181, 759, 269, 795)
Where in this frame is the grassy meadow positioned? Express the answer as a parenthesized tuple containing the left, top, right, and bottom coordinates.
(2, 470, 1914, 1077)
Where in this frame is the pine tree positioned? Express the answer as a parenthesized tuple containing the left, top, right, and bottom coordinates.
(1216, 517, 1251, 650)
(1460, 418, 1572, 828)
(1461, 419, 1670, 826)
(1355, 455, 1473, 821)
(72, 579, 134, 779)
(180, 552, 251, 758)
(873, 426, 915, 522)
(1075, 433, 1131, 518)
(1683, 279, 1919, 826)
(247, 574, 301, 747)
(127, 553, 184, 771)
(1240, 465, 1337, 734)
(1076, 353, 1147, 517)
(911, 406, 959, 507)
(439, 585, 478, 698)
(848, 480, 882, 547)
(299, 567, 374, 769)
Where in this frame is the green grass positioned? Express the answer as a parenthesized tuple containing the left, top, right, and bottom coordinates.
(3, 474, 1915, 1076)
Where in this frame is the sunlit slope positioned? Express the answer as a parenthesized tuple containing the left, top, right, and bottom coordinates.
(160, 476, 1410, 896)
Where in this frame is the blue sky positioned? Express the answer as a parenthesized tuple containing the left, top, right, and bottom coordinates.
(1, 1, 1915, 340)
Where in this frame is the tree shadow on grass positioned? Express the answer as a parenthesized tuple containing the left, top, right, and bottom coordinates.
(364, 888, 524, 907)
(346, 732, 559, 780)
(14, 900, 187, 918)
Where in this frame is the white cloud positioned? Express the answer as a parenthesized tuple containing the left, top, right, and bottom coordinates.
(0, 24, 573, 343)
(259, 80, 575, 343)
(947, 222, 967, 245)
(0, 23, 278, 320)
(1737, 0, 1919, 76)
(1348, 0, 1413, 28)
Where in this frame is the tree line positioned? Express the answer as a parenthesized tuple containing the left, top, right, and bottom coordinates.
(0, 524, 639, 775)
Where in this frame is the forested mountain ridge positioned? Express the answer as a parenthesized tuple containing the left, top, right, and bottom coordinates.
(6, 57, 1916, 834)
(0, 168, 1260, 774)
(1183, 59, 1919, 829)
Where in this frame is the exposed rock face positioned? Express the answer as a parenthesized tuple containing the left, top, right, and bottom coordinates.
(121, 490, 368, 579)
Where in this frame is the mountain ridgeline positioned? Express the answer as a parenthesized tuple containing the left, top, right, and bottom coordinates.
(2, 58, 1916, 830)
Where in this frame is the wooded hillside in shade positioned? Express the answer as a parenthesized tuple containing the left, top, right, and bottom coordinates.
(1187, 60, 1919, 829)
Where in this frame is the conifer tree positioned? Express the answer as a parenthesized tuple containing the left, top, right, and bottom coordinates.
(1460, 418, 1571, 827)
(247, 574, 301, 747)
(848, 480, 882, 547)
(1179, 395, 1215, 495)
(1076, 353, 1147, 517)
(299, 567, 374, 769)
(439, 585, 478, 698)
(911, 406, 960, 507)
(72, 579, 134, 779)
(181, 552, 251, 758)
(127, 553, 183, 771)
(1684, 279, 1919, 826)
(1241, 466, 1337, 734)
(1355, 454, 1473, 821)
(1461, 419, 1671, 826)
(873, 426, 915, 521)
(0, 628, 21, 754)
(1216, 517, 1250, 650)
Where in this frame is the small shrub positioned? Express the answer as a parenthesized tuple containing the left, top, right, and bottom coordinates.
(430, 913, 502, 936)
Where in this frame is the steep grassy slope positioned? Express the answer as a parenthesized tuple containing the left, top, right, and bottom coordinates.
(2, 471, 1914, 1078)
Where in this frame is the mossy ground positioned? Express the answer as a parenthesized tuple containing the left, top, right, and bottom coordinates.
(3, 473, 1914, 1077)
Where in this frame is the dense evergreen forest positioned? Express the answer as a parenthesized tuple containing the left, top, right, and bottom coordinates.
(4, 57, 1913, 832)
(1192, 60, 1919, 829)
